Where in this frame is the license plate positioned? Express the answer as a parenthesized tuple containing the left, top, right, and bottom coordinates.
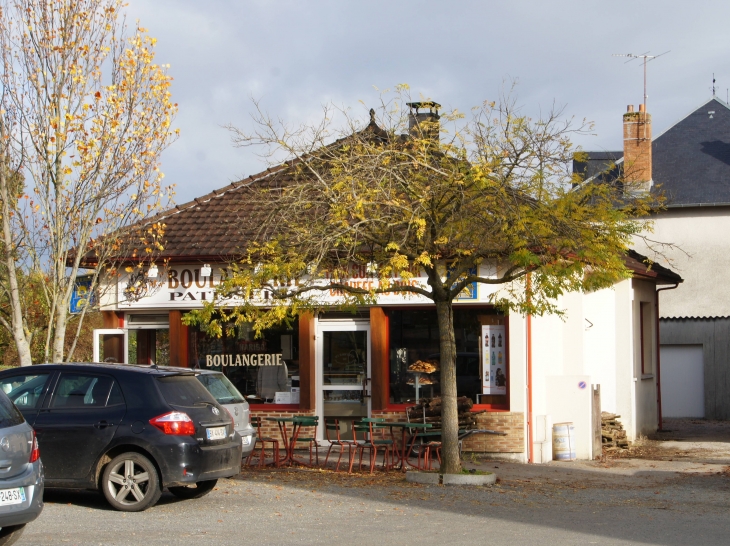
(242, 435, 251, 446)
(206, 426, 226, 440)
(0, 487, 25, 506)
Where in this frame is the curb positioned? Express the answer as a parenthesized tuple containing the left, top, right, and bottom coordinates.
(405, 471, 496, 486)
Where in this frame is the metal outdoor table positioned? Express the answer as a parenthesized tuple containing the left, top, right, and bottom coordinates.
(265, 416, 314, 466)
(386, 422, 432, 472)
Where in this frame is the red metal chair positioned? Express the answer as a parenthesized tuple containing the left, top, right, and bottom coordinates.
(323, 419, 357, 472)
(245, 416, 280, 468)
(354, 418, 394, 473)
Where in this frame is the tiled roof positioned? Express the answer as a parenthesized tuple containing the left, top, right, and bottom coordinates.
(625, 249, 683, 285)
(142, 164, 294, 261)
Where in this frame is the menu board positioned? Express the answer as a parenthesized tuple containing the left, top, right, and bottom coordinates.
(481, 325, 506, 395)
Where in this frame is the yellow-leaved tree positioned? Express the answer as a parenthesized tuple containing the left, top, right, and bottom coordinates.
(186, 86, 661, 474)
(0, 0, 177, 365)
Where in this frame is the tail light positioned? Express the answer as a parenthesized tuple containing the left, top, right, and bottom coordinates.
(29, 431, 40, 463)
(149, 411, 196, 435)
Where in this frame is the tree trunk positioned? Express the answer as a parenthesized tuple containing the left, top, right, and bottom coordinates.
(0, 157, 33, 366)
(52, 303, 67, 363)
(435, 299, 461, 474)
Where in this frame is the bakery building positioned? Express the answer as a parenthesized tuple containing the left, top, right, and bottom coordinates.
(93, 126, 681, 463)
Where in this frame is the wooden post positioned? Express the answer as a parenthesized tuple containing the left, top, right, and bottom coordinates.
(298, 313, 316, 410)
(592, 384, 602, 459)
(169, 310, 189, 367)
(369, 307, 388, 411)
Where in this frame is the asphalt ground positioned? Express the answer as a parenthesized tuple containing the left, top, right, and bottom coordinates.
(23, 460, 730, 545)
(20, 419, 730, 545)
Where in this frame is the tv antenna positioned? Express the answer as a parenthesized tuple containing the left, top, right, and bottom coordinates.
(612, 51, 670, 110)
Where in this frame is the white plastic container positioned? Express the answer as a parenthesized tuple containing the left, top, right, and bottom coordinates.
(552, 422, 576, 461)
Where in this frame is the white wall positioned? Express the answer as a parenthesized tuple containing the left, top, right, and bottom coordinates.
(633, 207, 730, 318)
(632, 279, 659, 437)
(524, 277, 658, 458)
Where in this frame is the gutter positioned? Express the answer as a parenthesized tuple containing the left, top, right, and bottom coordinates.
(526, 274, 534, 464)
(655, 283, 680, 431)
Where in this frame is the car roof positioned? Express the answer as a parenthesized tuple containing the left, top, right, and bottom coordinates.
(158, 366, 222, 375)
(0, 363, 197, 377)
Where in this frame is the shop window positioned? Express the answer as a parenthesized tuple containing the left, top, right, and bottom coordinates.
(188, 319, 299, 403)
(387, 308, 506, 407)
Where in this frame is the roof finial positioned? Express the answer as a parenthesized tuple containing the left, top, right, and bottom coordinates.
(712, 73, 716, 97)
(369, 108, 375, 124)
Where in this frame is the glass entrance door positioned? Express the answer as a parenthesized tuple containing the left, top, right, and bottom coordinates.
(317, 323, 371, 440)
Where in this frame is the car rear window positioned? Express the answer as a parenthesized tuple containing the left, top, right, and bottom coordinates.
(0, 391, 25, 428)
(197, 374, 245, 404)
(156, 375, 217, 407)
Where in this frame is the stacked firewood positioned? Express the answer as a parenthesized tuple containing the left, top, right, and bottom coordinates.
(601, 411, 630, 449)
(406, 397, 480, 429)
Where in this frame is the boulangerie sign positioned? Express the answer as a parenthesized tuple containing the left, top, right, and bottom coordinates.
(481, 325, 506, 395)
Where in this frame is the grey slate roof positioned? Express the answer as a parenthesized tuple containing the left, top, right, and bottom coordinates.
(576, 98, 730, 207)
(653, 98, 730, 207)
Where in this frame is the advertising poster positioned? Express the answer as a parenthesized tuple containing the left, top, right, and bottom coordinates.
(481, 325, 506, 395)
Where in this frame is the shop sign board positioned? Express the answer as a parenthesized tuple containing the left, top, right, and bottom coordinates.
(117, 263, 502, 308)
(481, 324, 506, 395)
(205, 353, 284, 367)
(70, 275, 95, 314)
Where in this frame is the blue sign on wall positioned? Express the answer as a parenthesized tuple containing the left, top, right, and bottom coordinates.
(70, 275, 95, 314)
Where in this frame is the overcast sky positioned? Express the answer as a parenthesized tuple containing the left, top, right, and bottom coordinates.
(125, 0, 730, 205)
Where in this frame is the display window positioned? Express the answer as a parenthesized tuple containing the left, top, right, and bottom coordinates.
(386, 307, 507, 409)
(187, 318, 299, 405)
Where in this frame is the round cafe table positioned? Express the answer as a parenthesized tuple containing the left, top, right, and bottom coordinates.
(265, 416, 316, 466)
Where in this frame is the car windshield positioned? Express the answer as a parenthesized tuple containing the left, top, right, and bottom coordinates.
(197, 373, 245, 404)
(156, 375, 217, 407)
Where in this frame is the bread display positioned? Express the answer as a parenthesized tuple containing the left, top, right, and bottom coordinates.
(407, 359, 439, 373)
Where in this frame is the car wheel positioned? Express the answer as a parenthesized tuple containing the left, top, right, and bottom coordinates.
(0, 524, 25, 546)
(102, 452, 161, 512)
(168, 479, 218, 499)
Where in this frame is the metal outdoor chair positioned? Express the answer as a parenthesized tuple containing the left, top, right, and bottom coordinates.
(246, 416, 281, 468)
(323, 418, 357, 473)
(353, 418, 394, 473)
(290, 416, 320, 467)
(406, 406, 442, 470)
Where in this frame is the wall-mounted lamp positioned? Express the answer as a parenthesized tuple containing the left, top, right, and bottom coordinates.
(366, 262, 378, 275)
(200, 264, 212, 278)
(147, 264, 159, 279)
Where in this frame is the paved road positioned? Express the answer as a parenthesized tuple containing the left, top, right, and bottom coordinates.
(22, 458, 730, 546)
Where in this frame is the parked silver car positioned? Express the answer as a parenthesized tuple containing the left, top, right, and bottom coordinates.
(192, 370, 256, 459)
(0, 384, 43, 545)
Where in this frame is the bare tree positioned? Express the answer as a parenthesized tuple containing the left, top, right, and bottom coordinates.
(0, 0, 177, 365)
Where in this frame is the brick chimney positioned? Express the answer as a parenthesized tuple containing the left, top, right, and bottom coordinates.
(622, 103, 652, 192)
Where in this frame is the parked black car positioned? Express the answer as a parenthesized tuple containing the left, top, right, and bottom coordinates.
(0, 364, 242, 512)
(0, 387, 43, 545)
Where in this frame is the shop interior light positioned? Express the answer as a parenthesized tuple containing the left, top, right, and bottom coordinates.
(200, 264, 212, 278)
(147, 264, 159, 279)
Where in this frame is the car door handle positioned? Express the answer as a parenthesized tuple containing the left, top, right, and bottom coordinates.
(94, 421, 113, 429)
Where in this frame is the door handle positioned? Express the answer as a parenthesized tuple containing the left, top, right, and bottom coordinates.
(94, 421, 112, 429)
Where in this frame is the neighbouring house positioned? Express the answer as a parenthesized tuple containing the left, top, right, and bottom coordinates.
(578, 97, 730, 421)
(91, 104, 681, 462)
